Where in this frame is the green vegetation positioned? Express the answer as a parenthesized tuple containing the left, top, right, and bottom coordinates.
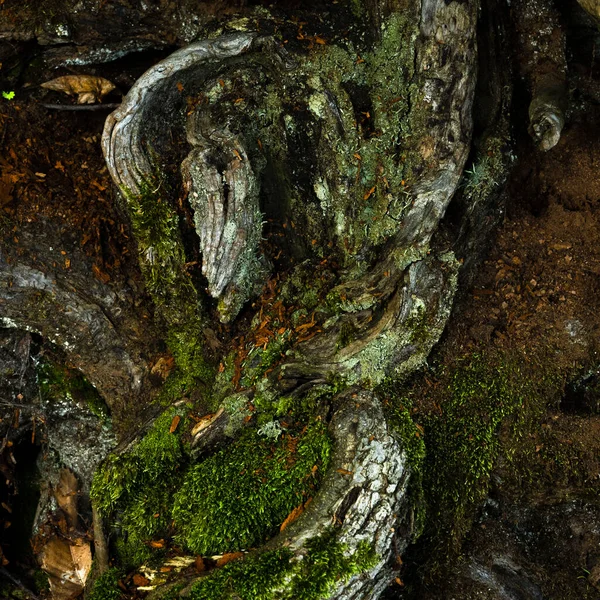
(37, 358, 110, 421)
(418, 352, 558, 561)
(185, 529, 377, 600)
(2, 90, 15, 100)
(88, 568, 122, 600)
(173, 419, 332, 555)
(91, 403, 331, 569)
(123, 177, 213, 401)
(91, 405, 191, 567)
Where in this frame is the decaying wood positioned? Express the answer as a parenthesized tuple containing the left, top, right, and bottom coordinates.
(182, 117, 264, 322)
(511, 0, 567, 151)
(98, 0, 478, 594)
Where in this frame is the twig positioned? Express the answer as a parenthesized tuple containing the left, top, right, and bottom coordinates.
(0, 567, 41, 600)
(92, 502, 109, 575)
(41, 103, 121, 111)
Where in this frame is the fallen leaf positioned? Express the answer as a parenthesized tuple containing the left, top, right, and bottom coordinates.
(149, 540, 165, 549)
(195, 556, 205, 572)
(363, 186, 376, 200)
(133, 574, 151, 586)
(92, 264, 110, 283)
(336, 468, 353, 476)
(280, 503, 304, 532)
(41, 75, 116, 104)
(191, 407, 223, 437)
(216, 552, 244, 567)
(41, 537, 92, 600)
(169, 415, 181, 434)
(54, 468, 79, 530)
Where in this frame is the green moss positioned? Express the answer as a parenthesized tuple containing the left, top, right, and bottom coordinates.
(421, 353, 553, 559)
(172, 419, 331, 555)
(462, 136, 507, 203)
(122, 177, 213, 396)
(32, 570, 50, 594)
(37, 358, 110, 422)
(186, 528, 377, 600)
(380, 382, 427, 539)
(91, 406, 191, 567)
(88, 568, 122, 600)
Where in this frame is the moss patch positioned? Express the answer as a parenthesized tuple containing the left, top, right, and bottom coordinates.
(88, 568, 122, 600)
(91, 405, 191, 567)
(37, 358, 110, 422)
(123, 177, 213, 400)
(186, 528, 377, 600)
(172, 418, 332, 555)
(396, 349, 563, 574)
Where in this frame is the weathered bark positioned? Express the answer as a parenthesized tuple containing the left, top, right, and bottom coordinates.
(0, 0, 526, 597)
(96, 0, 477, 597)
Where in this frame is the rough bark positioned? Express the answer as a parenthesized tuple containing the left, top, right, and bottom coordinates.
(0, 0, 505, 598)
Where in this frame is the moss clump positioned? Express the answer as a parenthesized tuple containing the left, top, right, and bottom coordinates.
(37, 358, 110, 421)
(172, 419, 332, 555)
(123, 177, 213, 398)
(91, 406, 190, 567)
(380, 382, 427, 539)
(186, 529, 377, 600)
(421, 352, 553, 558)
(88, 568, 122, 600)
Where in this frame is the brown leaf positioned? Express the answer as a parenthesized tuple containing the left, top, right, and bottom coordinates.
(215, 552, 244, 567)
(169, 415, 181, 434)
(191, 407, 223, 437)
(195, 556, 205, 572)
(336, 468, 354, 476)
(133, 574, 150, 587)
(41, 75, 116, 104)
(41, 537, 92, 600)
(280, 503, 304, 532)
(92, 264, 110, 283)
(149, 540, 165, 549)
(54, 468, 79, 530)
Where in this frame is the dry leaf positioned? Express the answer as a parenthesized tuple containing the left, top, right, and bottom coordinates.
(150, 355, 175, 381)
(149, 540, 165, 549)
(133, 574, 151, 587)
(54, 468, 79, 530)
(195, 556, 205, 572)
(41, 537, 92, 600)
(280, 503, 304, 532)
(336, 468, 354, 476)
(169, 415, 181, 434)
(41, 75, 116, 104)
(215, 552, 244, 567)
(191, 407, 224, 437)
